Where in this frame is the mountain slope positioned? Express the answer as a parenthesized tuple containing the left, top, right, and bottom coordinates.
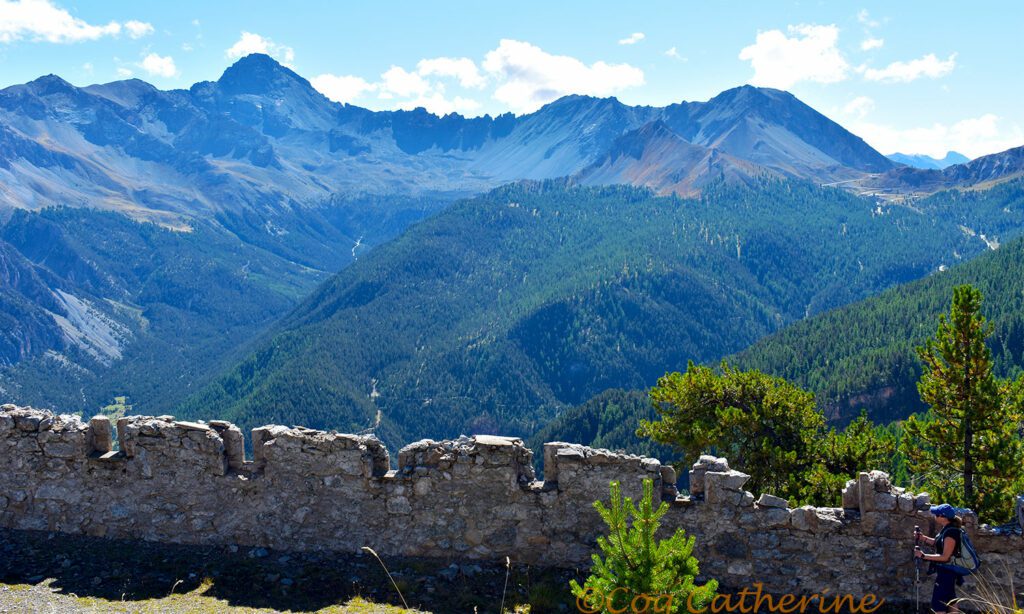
(888, 151, 970, 170)
(732, 181, 1024, 423)
(854, 146, 1024, 196)
(662, 86, 895, 179)
(0, 55, 913, 231)
(574, 120, 770, 195)
(177, 178, 1024, 449)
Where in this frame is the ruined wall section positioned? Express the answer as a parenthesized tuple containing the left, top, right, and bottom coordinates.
(2, 404, 1022, 603)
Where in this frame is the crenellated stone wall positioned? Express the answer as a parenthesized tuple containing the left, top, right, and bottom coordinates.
(2, 404, 1022, 605)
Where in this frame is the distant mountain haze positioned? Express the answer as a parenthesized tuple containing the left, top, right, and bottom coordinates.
(887, 151, 971, 170)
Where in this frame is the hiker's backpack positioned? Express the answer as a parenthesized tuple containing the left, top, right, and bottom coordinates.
(1016, 494, 1024, 532)
(935, 526, 981, 577)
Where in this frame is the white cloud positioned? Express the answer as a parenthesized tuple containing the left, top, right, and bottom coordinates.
(314, 58, 486, 114)
(860, 37, 884, 51)
(857, 9, 880, 28)
(618, 32, 645, 45)
(665, 46, 686, 61)
(116, 66, 132, 78)
(123, 20, 152, 39)
(851, 113, 1024, 159)
(738, 24, 849, 89)
(416, 57, 485, 89)
(862, 53, 956, 83)
(81, 61, 92, 74)
(0, 0, 128, 43)
(395, 92, 482, 116)
(312, 38, 644, 116)
(225, 31, 294, 64)
(379, 65, 431, 99)
(310, 74, 377, 104)
(140, 52, 177, 78)
(482, 39, 644, 114)
(842, 95, 875, 119)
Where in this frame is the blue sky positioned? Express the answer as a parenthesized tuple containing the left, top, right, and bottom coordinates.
(1, 0, 1021, 158)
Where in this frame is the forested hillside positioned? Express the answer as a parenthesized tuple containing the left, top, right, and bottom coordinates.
(0, 194, 441, 414)
(735, 228, 1024, 424)
(526, 389, 670, 462)
(179, 178, 1024, 449)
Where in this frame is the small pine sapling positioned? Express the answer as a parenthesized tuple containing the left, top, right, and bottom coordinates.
(570, 479, 717, 613)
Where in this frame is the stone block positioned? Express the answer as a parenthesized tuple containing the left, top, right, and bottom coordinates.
(659, 464, 677, 486)
(727, 560, 753, 576)
(858, 472, 875, 512)
(874, 492, 897, 511)
(869, 470, 892, 492)
(915, 492, 931, 510)
(705, 470, 750, 505)
(688, 469, 705, 497)
(220, 426, 246, 469)
(706, 470, 750, 492)
(861, 512, 891, 536)
(842, 479, 859, 510)
(756, 493, 789, 509)
(89, 416, 113, 453)
(898, 493, 914, 513)
(688, 455, 729, 497)
(814, 508, 845, 533)
(790, 506, 818, 532)
(252, 425, 288, 466)
(542, 443, 564, 483)
(758, 506, 792, 528)
(387, 496, 411, 515)
(41, 440, 82, 459)
(174, 421, 210, 432)
(14, 413, 41, 432)
(695, 454, 730, 472)
(116, 418, 135, 457)
(473, 435, 517, 447)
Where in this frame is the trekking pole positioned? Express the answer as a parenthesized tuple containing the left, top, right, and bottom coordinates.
(913, 525, 922, 614)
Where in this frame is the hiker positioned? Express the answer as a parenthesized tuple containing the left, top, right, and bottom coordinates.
(914, 504, 964, 613)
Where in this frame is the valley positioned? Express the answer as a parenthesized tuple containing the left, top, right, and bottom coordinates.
(2, 54, 1024, 455)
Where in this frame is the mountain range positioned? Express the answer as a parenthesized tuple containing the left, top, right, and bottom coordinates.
(887, 151, 971, 170)
(3, 54, 1024, 447)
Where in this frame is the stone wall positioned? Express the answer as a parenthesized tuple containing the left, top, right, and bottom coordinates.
(2, 404, 1022, 605)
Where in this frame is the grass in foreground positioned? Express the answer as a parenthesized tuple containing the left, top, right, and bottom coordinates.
(0, 578, 424, 613)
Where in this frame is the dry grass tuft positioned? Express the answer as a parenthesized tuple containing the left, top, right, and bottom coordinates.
(952, 562, 1022, 614)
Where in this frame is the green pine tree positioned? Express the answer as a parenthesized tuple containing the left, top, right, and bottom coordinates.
(904, 284, 1024, 522)
(570, 479, 717, 614)
(639, 362, 894, 506)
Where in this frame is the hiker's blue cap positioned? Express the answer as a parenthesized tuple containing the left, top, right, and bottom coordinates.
(930, 503, 956, 519)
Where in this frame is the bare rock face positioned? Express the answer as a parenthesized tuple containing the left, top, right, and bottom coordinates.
(2, 403, 1022, 605)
